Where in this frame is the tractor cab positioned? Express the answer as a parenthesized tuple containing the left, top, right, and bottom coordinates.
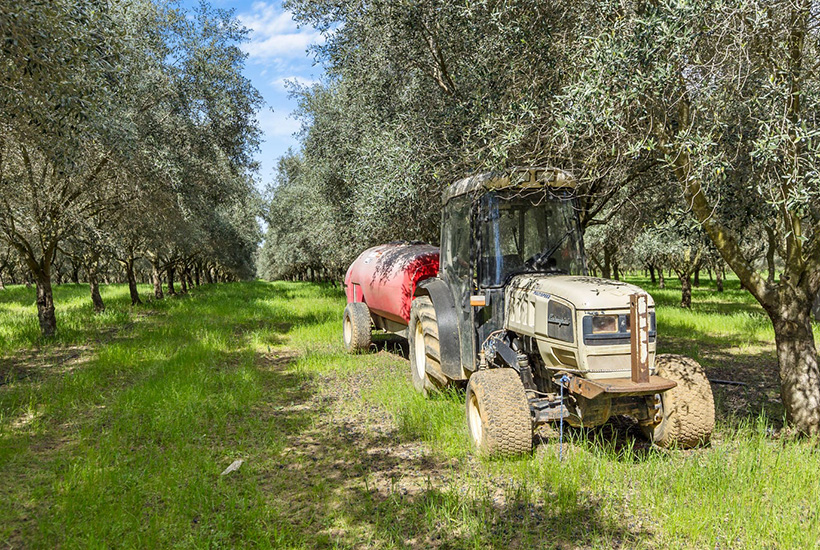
(438, 168, 585, 370)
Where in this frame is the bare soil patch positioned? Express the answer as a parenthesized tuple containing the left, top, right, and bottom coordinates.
(0, 345, 93, 388)
(252, 351, 652, 548)
(664, 337, 785, 428)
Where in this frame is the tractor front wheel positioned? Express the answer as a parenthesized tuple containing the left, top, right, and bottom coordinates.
(466, 369, 532, 457)
(343, 302, 372, 353)
(644, 354, 715, 448)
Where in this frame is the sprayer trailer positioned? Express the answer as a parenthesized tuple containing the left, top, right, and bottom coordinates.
(343, 168, 715, 457)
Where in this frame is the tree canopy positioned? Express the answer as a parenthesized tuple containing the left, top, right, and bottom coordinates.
(261, 0, 820, 434)
(0, 0, 262, 334)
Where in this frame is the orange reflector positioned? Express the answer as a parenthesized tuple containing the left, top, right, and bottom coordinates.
(470, 295, 487, 307)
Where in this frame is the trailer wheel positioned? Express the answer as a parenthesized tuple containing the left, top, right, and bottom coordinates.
(408, 296, 447, 395)
(644, 354, 715, 448)
(466, 369, 532, 457)
(343, 302, 372, 353)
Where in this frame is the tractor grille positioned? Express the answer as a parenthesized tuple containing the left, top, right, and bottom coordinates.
(586, 353, 656, 373)
(586, 354, 631, 373)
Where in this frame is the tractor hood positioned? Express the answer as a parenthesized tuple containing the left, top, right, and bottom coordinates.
(509, 275, 654, 310)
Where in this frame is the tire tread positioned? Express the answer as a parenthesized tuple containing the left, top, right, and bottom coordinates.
(409, 296, 447, 393)
(651, 354, 715, 448)
(343, 302, 372, 353)
(467, 369, 532, 457)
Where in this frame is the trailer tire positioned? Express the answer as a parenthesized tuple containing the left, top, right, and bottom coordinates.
(343, 302, 372, 353)
(466, 369, 532, 457)
(408, 296, 448, 395)
(645, 354, 714, 448)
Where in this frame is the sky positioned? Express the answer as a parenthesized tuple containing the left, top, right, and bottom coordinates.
(181, 0, 325, 191)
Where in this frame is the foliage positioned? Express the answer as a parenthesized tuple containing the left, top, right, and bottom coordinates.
(550, 0, 820, 433)
(262, 0, 665, 280)
(0, 0, 262, 334)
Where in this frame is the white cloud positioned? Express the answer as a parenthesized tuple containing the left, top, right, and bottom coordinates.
(239, 2, 323, 62)
(256, 108, 302, 138)
(271, 75, 319, 91)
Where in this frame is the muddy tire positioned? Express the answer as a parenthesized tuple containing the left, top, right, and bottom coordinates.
(466, 369, 532, 457)
(343, 302, 371, 353)
(645, 354, 715, 448)
(408, 296, 448, 395)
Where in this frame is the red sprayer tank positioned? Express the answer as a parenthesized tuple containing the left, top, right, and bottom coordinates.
(345, 242, 439, 324)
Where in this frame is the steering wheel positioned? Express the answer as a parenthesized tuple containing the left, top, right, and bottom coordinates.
(524, 252, 562, 273)
(524, 251, 547, 269)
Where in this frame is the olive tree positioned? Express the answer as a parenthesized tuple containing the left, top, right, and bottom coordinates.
(0, 0, 132, 335)
(632, 218, 711, 309)
(270, 0, 659, 279)
(0, 0, 262, 334)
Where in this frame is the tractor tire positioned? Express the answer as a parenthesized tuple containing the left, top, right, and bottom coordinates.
(408, 296, 448, 395)
(645, 354, 715, 449)
(466, 369, 532, 458)
(343, 302, 372, 353)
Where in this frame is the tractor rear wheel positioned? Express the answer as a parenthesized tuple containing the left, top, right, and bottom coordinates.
(645, 354, 715, 448)
(343, 302, 372, 353)
(466, 369, 532, 457)
(408, 296, 448, 395)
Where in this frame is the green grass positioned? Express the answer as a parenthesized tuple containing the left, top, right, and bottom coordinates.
(1, 278, 818, 548)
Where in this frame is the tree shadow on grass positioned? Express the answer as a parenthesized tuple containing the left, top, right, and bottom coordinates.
(532, 415, 669, 466)
(659, 335, 785, 430)
(253, 355, 655, 549)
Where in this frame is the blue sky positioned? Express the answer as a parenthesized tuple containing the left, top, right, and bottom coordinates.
(182, 0, 325, 190)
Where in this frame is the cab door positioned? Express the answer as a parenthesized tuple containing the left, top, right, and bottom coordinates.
(439, 196, 475, 371)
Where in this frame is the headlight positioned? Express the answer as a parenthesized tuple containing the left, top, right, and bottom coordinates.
(590, 315, 618, 334)
(583, 312, 656, 345)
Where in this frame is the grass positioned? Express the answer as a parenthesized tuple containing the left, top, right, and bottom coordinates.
(1, 277, 818, 548)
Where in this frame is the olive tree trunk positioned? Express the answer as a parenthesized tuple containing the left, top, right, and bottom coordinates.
(679, 273, 692, 308)
(767, 289, 820, 435)
(35, 271, 57, 337)
(166, 265, 177, 295)
(86, 258, 105, 313)
(151, 261, 164, 300)
(89, 275, 105, 313)
(123, 259, 141, 305)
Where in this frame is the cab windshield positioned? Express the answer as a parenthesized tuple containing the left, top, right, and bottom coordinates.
(478, 189, 585, 287)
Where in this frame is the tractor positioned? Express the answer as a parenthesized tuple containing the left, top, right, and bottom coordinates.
(343, 167, 714, 457)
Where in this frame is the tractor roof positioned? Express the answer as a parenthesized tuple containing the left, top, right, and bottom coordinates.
(443, 167, 575, 204)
